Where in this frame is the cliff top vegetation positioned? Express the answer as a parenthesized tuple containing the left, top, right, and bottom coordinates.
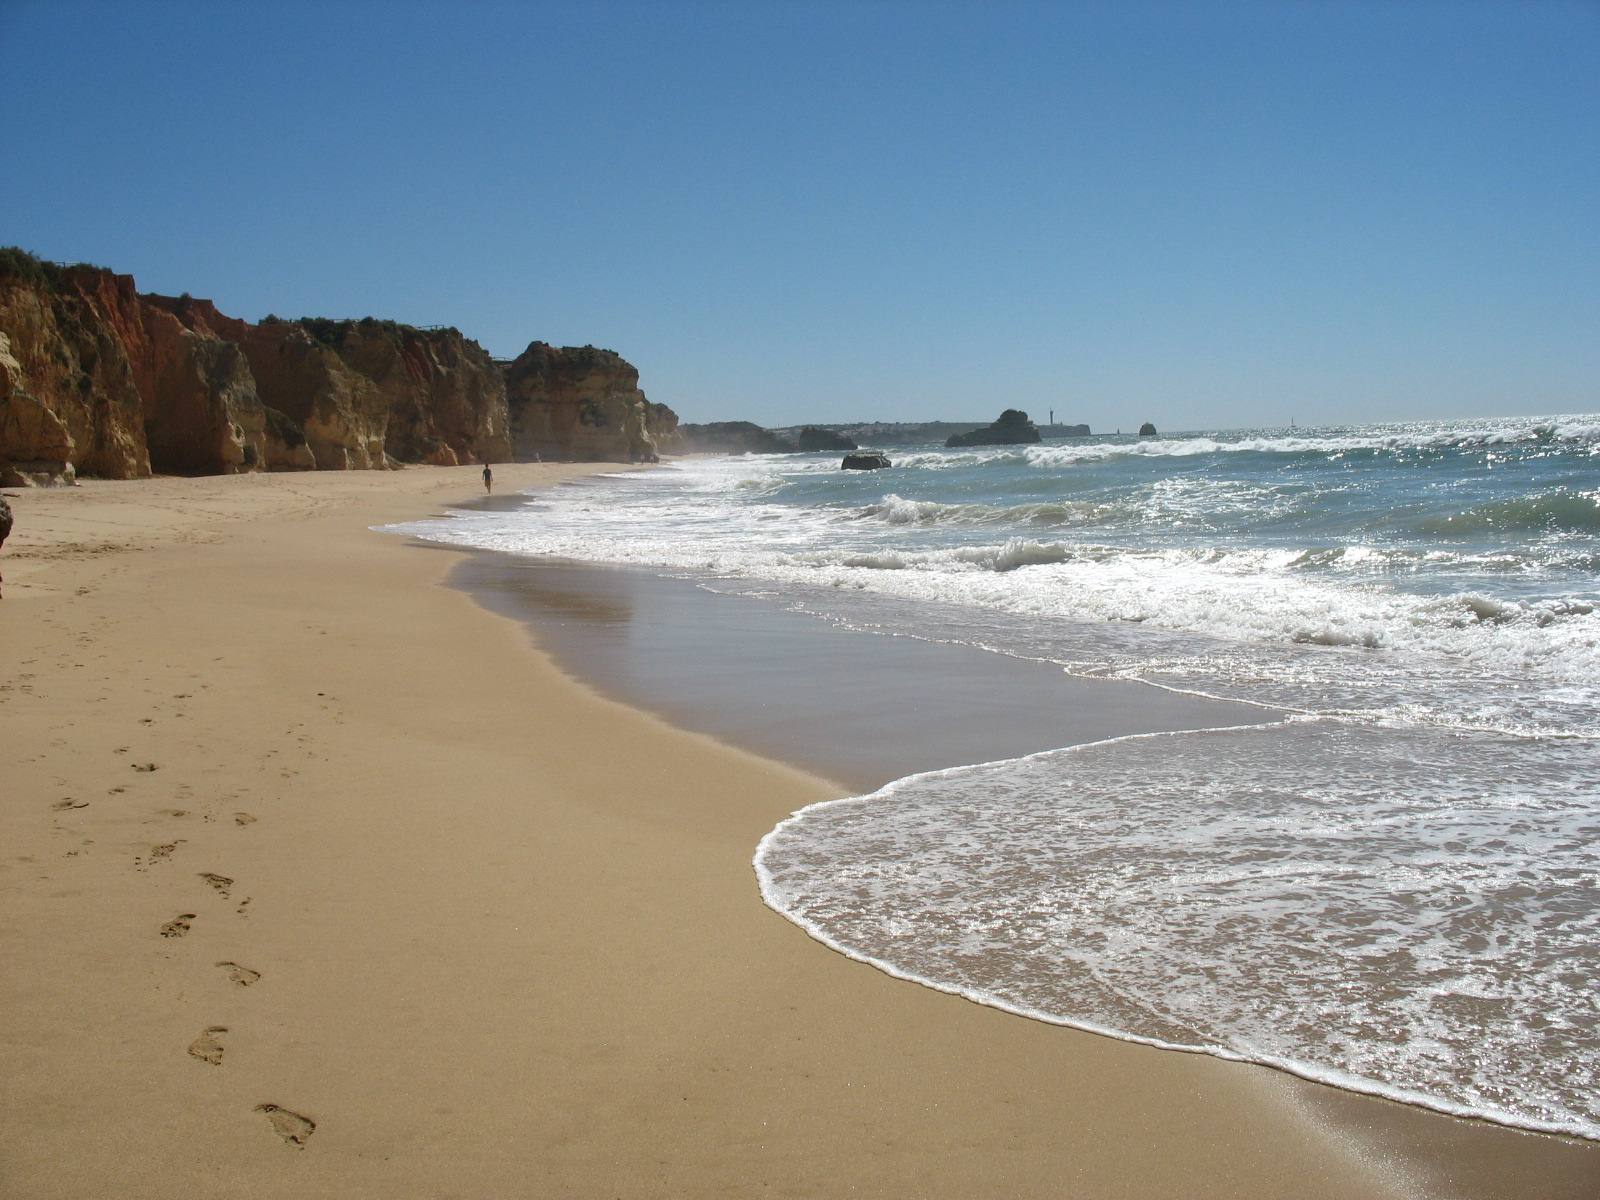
(0, 247, 109, 289)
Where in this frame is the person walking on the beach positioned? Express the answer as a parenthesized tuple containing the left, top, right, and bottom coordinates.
(482, 464, 493, 493)
(0, 493, 12, 599)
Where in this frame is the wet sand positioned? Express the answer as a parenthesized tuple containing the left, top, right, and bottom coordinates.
(1, 464, 1595, 1198)
(448, 551, 1284, 792)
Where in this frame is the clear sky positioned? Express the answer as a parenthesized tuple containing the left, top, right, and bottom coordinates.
(2, 0, 1594, 431)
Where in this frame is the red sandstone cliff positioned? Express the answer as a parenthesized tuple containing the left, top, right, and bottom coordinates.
(0, 261, 150, 482)
(0, 249, 676, 482)
(210, 317, 511, 470)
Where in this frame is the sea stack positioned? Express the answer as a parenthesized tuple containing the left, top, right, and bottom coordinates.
(946, 409, 1041, 448)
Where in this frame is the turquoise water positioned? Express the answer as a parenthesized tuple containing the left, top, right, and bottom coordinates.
(390, 415, 1600, 1139)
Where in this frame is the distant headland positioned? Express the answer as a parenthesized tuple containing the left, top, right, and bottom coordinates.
(678, 415, 1092, 455)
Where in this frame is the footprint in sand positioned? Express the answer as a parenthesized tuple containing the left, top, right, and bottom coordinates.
(197, 872, 232, 898)
(254, 1104, 315, 1148)
(132, 762, 159, 773)
(215, 961, 260, 987)
(51, 799, 89, 811)
(159, 913, 196, 938)
(187, 1026, 227, 1065)
(233, 812, 257, 826)
(139, 840, 184, 869)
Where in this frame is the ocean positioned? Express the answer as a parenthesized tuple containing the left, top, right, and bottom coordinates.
(387, 415, 1600, 1141)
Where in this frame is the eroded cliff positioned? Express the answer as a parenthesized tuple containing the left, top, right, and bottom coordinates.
(0, 249, 677, 482)
(0, 258, 150, 482)
(505, 343, 672, 463)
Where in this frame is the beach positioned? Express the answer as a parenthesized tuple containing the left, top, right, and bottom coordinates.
(3, 464, 1596, 1199)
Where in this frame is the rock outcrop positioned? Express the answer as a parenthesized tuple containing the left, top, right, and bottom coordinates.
(1139, 422, 1157, 437)
(946, 409, 1041, 448)
(676, 421, 796, 455)
(647, 401, 684, 456)
(505, 343, 669, 463)
(0, 249, 678, 480)
(842, 452, 891, 470)
(797, 426, 857, 452)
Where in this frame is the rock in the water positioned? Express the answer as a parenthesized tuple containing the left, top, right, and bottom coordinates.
(1139, 422, 1157, 436)
(946, 409, 1040, 448)
(797, 426, 857, 452)
(842, 452, 891, 470)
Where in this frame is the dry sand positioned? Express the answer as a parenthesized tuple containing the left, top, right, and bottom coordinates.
(2, 465, 1594, 1199)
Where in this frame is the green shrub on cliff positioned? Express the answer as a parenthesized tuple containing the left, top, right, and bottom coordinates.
(0, 247, 109, 288)
(0, 246, 68, 289)
(298, 317, 349, 348)
(263, 406, 306, 448)
(565, 344, 618, 368)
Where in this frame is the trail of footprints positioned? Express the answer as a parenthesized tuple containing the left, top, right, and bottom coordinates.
(106, 697, 316, 1148)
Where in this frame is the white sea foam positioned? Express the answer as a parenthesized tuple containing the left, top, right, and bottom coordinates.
(756, 721, 1600, 1139)
(392, 480, 1600, 703)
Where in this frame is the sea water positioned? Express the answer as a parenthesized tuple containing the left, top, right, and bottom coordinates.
(386, 416, 1600, 1139)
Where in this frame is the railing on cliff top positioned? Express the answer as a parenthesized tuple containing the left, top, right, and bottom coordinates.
(297, 320, 456, 331)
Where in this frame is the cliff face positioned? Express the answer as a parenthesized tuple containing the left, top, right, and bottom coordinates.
(505, 343, 669, 463)
(646, 401, 683, 456)
(130, 294, 275, 475)
(197, 317, 512, 471)
(0, 263, 150, 482)
(0, 250, 656, 482)
(331, 322, 511, 468)
(0, 261, 303, 480)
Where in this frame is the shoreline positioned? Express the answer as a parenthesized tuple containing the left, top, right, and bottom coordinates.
(1, 465, 1594, 1198)
(442, 547, 1284, 794)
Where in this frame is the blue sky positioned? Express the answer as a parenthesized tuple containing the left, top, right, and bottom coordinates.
(2, 0, 1594, 431)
